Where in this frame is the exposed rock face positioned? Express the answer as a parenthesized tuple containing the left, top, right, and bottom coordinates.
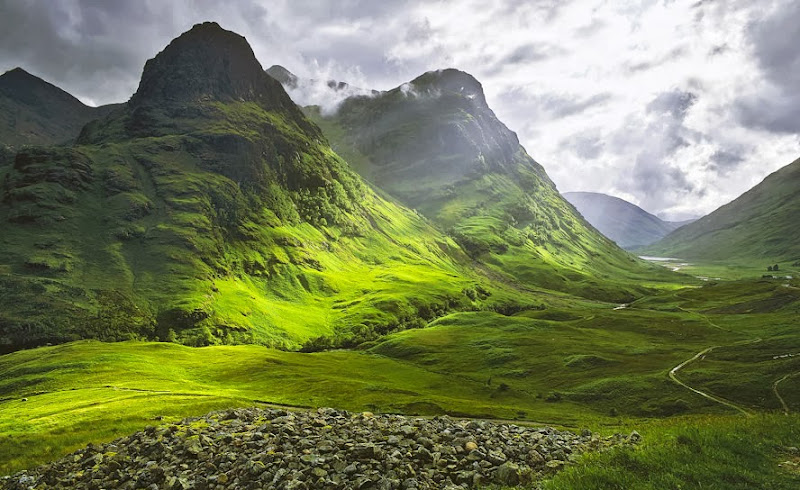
(266, 65, 300, 89)
(333, 68, 532, 206)
(0, 407, 637, 489)
(130, 22, 288, 110)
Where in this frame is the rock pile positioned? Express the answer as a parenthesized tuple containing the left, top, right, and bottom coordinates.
(1, 407, 639, 489)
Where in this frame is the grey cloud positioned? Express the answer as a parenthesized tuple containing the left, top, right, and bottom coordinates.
(709, 149, 745, 171)
(646, 90, 697, 120)
(493, 90, 613, 128)
(625, 46, 688, 73)
(736, 91, 800, 134)
(562, 132, 604, 160)
(709, 44, 728, 56)
(631, 153, 694, 202)
(537, 93, 613, 119)
(574, 18, 607, 37)
(404, 17, 433, 43)
(490, 0, 570, 23)
(748, 1, 800, 88)
(500, 44, 559, 65)
(616, 90, 704, 211)
(481, 42, 564, 77)
(737, 1, 800, 134)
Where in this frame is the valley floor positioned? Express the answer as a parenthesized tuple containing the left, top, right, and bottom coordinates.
(1, 262, 799, 488)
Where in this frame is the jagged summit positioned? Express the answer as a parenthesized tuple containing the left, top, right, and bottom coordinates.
(129, 22, 288, 109)
(0, 67, 120, 147)
(1, 67, 37, 83)
(408, 68, 487, 106)
(0, 67, 85, 108)
(265, 64, 299, 89)
(1, 67, 35, 81)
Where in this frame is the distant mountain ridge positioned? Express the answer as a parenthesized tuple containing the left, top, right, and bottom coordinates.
(563, 191, 692, 249)
(0, 67, 120, 148)
(644, 157, 800, 262)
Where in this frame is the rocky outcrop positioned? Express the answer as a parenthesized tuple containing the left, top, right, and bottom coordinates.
(1, 407, 638, 489)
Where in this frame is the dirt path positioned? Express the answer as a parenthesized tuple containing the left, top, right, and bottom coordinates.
(773, 372, 800, 415)
(669, 346, 754, 417)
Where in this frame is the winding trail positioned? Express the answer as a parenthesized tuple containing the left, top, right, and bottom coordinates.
(773, 372, 800, 415)
(668, 346, 754, 417)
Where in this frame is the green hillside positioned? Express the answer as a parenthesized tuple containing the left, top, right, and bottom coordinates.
(0, 68, 119, 149)
(1, 275, 798, 484)
(0, 23, 522, 353)
(284, 68, 673, 302)
(645, 157, 800, 263)
(563, 191, 688, 249)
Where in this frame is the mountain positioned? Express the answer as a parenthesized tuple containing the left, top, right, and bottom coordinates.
(645, 157, 800, 262)
(272, 67, 668, 300)
(563, 191, 690, 249)
(0, 68, 119, 148)
(265, 65, 299, 89)
(0, 22, 509, 353)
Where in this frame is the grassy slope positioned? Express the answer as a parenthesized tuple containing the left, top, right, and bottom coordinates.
(544, 414, 800, 489)
(563, 191, 681, 249)
(3, 35, 550, 354)
(0, 98, 503, 351)
(2, 275, 799, 481)
(303, 71, 676, 304)
(644, 157, 800, 263)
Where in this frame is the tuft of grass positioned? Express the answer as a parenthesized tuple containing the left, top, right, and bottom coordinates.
(543, 415, 800, 489)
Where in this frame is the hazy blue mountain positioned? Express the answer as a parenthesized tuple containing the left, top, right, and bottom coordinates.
(563, 191, 691, 249)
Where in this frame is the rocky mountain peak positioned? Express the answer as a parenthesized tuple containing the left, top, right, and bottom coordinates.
(0, 67, 34, 84)
(0, 67, 85, 108)
(409, 68, 487, 106)
(129, 22, 286, 108)
(265, 64, 299, 89)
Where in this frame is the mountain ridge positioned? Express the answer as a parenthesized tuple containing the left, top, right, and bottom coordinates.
(0, 23, 507, 353)
(563, 191, 690, 249)
(0, 67, 120, 148)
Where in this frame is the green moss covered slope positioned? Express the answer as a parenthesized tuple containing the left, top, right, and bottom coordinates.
(290, 68, 673, 301)
(0, 23, 510, 352)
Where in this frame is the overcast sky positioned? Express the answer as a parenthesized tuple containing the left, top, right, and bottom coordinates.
(1, 0, 798, 220)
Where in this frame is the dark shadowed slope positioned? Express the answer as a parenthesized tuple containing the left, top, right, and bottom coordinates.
(563, 191, 690, 249)
(0, 23, 509, 353)
(271, 67, 673, 301)
(0, 68, 119, 148)
(645, 157, 800, 262)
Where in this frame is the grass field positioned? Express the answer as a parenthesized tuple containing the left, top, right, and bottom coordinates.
(2, 271, 799, 487)
(544, 414, 800, 489)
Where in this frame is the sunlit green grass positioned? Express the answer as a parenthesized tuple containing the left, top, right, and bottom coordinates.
(543, 414, 800, 489)
(3, 276, 799, 477)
